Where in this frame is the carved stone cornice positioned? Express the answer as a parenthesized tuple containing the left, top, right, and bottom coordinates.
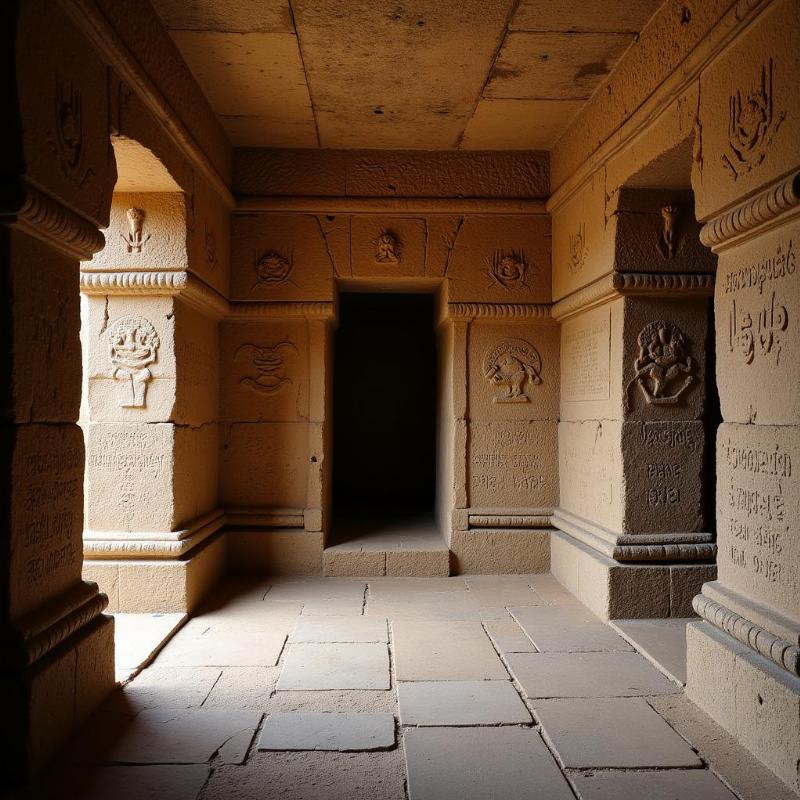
(80, 270, 229, 318)
(700, 171, 800, 251)
(694, 594, 800, 675)
(552, 271, 715, 321)
(444, 303, 552, 322)
(228, 302, 336, 321)
(0, 180, 106, 259)
(0, 582, 108, 668)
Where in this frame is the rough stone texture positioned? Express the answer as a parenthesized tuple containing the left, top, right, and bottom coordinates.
(404, 727, 574, 800)
(509, 605, 633, 652)
(277, 643, 390, 690)
(258, 712, 395, 751)
(572, 769, 737, 799)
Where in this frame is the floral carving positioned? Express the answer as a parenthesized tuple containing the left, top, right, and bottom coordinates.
(625, 321, 695, 411)
(482, 338, 542, 404)
(569, 223, 588, 273)
(49, 80, 94, 186)
(488, 249, 530, 290)
(254, 250, 293, 288)
(375, 232, 401, 264)
(120, 207, 150, 254)
(236, 341, 298, 395)
(723, 59, 786, 180)
(108, 316, 160, 408)
(659, 204, 680, 259)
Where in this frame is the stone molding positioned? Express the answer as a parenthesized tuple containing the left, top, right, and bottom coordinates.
(228, 302, 336, 321)
(444, 303, 552, 323)
(83, 509, 225, 560)
(59, 0, 233, 208)
(80, 270, 229, 318)
(1, 180, 106, 259)
(469, 515, 553, 529)
(1, 583, 108, 668)
(225, 507, 306, 528)
(694, 594, 800, 675)
(235, 197, 548, 215)
(552, 271, 715, 321)
(700, 171, 800, 251)
(553, 508, 716, 563)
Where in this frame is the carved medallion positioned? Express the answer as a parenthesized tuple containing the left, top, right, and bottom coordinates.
(375, 231, 401, 264)
(121, 207, 150, 254)
(254, 250, 293, 288)
(569, 223, 588, 273)
(723, 58, 786, 180)
(483, 339, 542, 404)
(107, 316, 160, 408)
(235, 341, 298, 395)
(488, 249, 530, 290)
(659, 204, 680, 259)
(625, 321, 695, 410)
(49, 79, 94, 186)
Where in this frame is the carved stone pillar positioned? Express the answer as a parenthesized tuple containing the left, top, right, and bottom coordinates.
(550, 182, 717, 619)
(685, 0, 800, 790)
(0, 1, 116, 779)
(80, 190, 228, 612)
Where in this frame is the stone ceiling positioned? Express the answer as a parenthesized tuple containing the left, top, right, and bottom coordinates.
(150, 0, 663, 150)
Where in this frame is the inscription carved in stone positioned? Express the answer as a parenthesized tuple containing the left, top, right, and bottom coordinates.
(375, 231, 401, 264)
(729, 291, 788, 366)
(49, 79, 93, 186)
(107, 316, 160, 408)
(235, 341, 298, 395)
(625, 321, 695, 410)
(723, 58, 786, 180)
(254, 250, 293, 288)
(121, 207, 150, 254)
(488, 249, 530, 290)
(562, 313, 610, 402)
(483, 339, 542, 404)
(659, 204, 679, 259)
(569, 223, 587, 273)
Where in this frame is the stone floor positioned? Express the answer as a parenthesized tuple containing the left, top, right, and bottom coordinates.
(25, 575, 799, 800)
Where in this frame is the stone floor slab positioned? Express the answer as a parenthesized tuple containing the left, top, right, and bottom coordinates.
(392, 621, 508, 681)
(507, 651, 679, 697)
(535, 698, 702, 768)
(112, 666, 222, 711)
(63, 764, 210, 800)
(88, 708, 261, 765)
(611, 618, 691, 685)
(289, 617, 388, 643)
(113, 613, 186, 681)
(156, 619, 288, 667)
(572, 768, 738, 799)
(201, 667, 280, 710)
(510, 605, 632, 652)
(277, 643, 390, 690)
(404, 727, 573, 800)
(258, 712, 395, 751)
(397, 681, 530, 726)
(483, 619, 537, 653)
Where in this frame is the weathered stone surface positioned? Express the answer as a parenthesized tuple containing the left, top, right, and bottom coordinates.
(66, 764, 211, 800)
(404, 727, 573, 800)
(509, 605, 633, 652)
(535, 698, 702, 767)
(277, 643, 390, 690)
(611, 618, 691, 685)
(289, 617, 387, 643)
(258, 712, 395, 751)
(397, 680, 530, 726)
(572, 769, 737, 799)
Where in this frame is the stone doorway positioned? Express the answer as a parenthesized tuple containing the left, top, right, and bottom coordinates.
(325, 292, 448, 575)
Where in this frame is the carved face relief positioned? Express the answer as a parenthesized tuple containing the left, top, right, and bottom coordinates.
(121, 207, 151, 254)
(49, 80, 93, 186)
(625, 321, 695, 410)
(375, 232, 401, 264)
(723, 59, 786, 179)
(489, 249, 529, 290)
(108, 316, 160, 408)
(569, 223, 587, 273)
(659, 204, 680, 259)
(235, 341, 298, 395)
(254, 250, 293, 288)
(482, 339, 542, 404)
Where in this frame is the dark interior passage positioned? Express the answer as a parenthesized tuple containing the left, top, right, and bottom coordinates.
(333, 293, 437, 520)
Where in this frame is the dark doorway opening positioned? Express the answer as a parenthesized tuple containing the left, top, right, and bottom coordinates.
(332, 292, 437, 539)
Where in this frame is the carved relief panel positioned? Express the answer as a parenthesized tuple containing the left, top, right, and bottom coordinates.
(350, 216, 425, 278)
(107, 315, 160, 409)
(187, 174, 231, 297)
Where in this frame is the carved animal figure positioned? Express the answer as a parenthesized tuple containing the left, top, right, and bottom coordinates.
(485, 353, 541, 401)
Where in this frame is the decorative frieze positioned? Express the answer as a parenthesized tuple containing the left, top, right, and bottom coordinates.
(229, 301, 336, 320)
(444, 303, 551, 322)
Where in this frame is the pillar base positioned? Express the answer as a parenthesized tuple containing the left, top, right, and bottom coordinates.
(686, 621, 800, 794)
(83, 533, 226, 613)
(551, 530, 716, 620)
(450, 528, 551, 574)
